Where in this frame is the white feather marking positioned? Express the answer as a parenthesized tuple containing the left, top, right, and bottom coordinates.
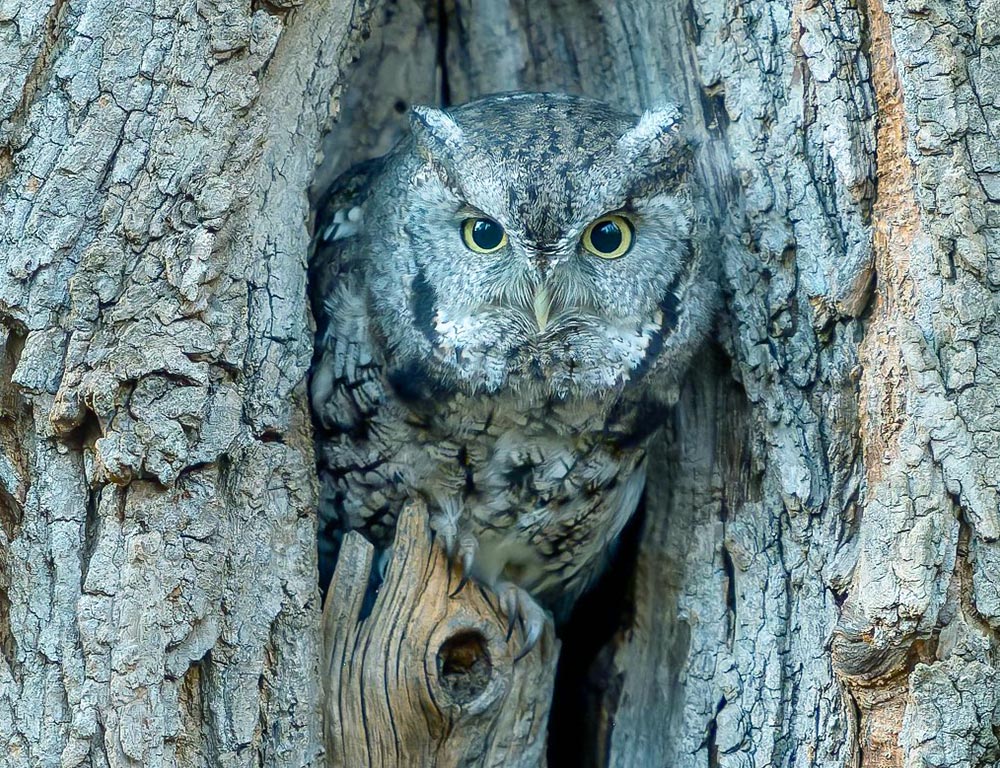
(322, 206, 364, 241)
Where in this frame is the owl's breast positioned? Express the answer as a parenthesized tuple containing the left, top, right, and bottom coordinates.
(318, 355, 657, 608)
(415, 393, 652, 605)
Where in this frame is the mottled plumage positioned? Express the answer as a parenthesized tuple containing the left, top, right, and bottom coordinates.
(310, 93, 717, 649)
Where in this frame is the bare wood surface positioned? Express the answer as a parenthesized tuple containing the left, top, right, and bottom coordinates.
(322, 501, 558, 768)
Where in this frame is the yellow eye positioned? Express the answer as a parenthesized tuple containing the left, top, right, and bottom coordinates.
(582, 214, 634, 259)
(461, 217, 508, 253)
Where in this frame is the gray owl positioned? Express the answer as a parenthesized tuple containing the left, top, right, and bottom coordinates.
(311, 92, 717, 652)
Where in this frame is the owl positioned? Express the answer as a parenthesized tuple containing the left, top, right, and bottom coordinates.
(310, 92, 717, 653)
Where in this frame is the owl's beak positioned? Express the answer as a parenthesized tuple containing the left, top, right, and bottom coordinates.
(533, 284, 552, 332)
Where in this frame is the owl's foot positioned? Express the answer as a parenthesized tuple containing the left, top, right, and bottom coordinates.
(448, 533, 478, 597)
(429, 506, 478, 596)
(497, 581, 547, 661)
(429, 506, 545, 659)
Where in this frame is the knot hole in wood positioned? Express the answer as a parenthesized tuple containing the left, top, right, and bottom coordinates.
(437, 629, 492, 703)
(322, 501, 560, 767)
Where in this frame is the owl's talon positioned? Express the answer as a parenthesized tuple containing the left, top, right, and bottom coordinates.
(497, 581, 546, 657)
(429, 510, 458, 558)
(458, 533, 477, 586)
(515, 604, 546, 662)
(448, 533, 478, 597)
(513, 639, 534, 663)
(500, 583, 519, 641)
(449, 575, 469, 598)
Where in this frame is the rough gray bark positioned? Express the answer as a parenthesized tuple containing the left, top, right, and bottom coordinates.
(0, 0, 374, 764)
(3, 1, 999, 767)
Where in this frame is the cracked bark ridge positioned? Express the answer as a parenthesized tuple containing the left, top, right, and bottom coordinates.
(833, 2, 1000, 765)
(1, 0, 375, 765)
(322, 501, 558, 768)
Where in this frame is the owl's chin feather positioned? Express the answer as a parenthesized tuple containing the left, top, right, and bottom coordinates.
(389, 297, 675, 403)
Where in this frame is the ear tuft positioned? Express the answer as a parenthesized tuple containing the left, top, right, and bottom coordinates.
(618, 104, 685, 165)
(409, 106, 464, 154)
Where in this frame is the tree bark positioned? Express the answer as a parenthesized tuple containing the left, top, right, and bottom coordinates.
(1, 0, 375, 765)
(4, 0, 1000, 767)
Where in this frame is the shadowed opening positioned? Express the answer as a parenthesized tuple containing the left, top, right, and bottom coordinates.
(547, 498, 645, 768)
(437, 629, 493, 705)
(308, 1, 676, 762)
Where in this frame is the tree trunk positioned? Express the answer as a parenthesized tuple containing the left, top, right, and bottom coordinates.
(4, 1, 999, 767)
(0, 0, 376, 764)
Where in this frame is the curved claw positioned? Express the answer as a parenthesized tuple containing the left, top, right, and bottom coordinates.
(449, 575, 469, 598)
(513, 592, 546, 661)
(429, 509, 458, 586)
(447, 532, 478, 598)
(500, 584, 519, 641)
(513, 638, 535, 663)
(497, 582, 547, 660)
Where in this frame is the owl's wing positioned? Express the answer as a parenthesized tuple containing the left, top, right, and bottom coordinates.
(309, 156, 389, 436)
(310, 156, 384, 334)
(311, 158, 407, 585)
(313, 157, 385, 244)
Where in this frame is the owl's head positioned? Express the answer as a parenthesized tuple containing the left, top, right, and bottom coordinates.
(366, 93, 716, 403)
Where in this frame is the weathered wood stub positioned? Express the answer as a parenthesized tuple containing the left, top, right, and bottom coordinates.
(322, 501, 557, 768)
(2, 0, 999, 766)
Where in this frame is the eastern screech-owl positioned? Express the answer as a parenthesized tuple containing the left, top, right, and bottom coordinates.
(311, 92, 717, 651)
